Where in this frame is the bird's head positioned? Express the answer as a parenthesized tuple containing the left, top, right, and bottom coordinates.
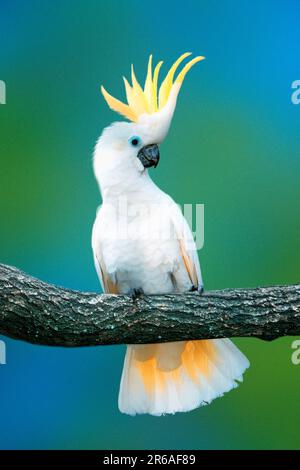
(94, 53, 204, 193)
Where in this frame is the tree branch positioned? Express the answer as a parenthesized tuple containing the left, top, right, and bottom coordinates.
(0, 263, 299, 346)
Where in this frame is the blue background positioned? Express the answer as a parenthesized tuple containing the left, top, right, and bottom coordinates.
(0, 0, 300, 449)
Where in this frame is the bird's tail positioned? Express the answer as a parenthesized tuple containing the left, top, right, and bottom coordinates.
(118, 339, 249, 416)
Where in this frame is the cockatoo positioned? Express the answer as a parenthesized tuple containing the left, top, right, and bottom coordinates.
(92, 53, 249, 416)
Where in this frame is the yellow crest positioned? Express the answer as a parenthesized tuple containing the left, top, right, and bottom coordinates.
(101, 52, 205, 122)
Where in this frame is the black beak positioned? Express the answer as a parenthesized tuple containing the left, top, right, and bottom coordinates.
(137, 144, 160, 169)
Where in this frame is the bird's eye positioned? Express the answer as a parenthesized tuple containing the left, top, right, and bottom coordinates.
(129, 136, 141, 147)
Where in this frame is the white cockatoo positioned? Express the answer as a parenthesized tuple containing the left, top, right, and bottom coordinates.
(92, 53, 249, 416)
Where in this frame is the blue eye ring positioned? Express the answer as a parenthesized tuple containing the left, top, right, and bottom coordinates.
(129, 136, 141, 147)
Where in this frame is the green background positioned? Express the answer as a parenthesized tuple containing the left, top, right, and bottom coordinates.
(0, 0, 299, 449)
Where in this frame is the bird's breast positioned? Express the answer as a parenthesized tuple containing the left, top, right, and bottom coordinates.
(95, 203, 180, 294)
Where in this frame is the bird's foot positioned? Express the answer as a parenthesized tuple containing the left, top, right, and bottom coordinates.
(128, 288, 144, 301)
(189, 285, 204, 295)
(189, 285, 198, 292)
(198, 285, 204, 295)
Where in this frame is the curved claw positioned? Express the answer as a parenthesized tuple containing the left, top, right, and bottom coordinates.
(189, 285, 204, 295)
(128, 288, 144, 301)
(198, 285, 204, 295)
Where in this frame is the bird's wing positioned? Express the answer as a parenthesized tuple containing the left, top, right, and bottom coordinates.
(93, 249, 119, 294)
(92, 210, 119, 294)
(171, 203, 203, 289)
